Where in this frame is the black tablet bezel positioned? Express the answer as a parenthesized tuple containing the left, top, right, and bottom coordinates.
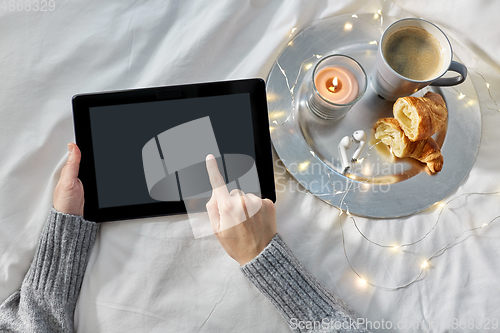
(73, 78, 275, 222)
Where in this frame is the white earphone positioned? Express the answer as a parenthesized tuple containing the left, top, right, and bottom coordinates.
(338, 136, 354, 174)
(337, 130, 366, 174)
(351, 130, 367, 162)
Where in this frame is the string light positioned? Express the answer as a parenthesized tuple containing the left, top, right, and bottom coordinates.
(340, 212, 427, 290)
(298, 161, 310, 171)
(352, 14, 358, 18)
(350, 192, 499, 250)
(266, 92, 278, 102)
(273, 53, 323, 126)
(339, 191, 500, 290)
(452, 70, 498, 113)
(475, 70, 499, 111)
(373, 9, 383, 26)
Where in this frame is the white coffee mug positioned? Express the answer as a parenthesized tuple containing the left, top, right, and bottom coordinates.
(371, 18, 467, 101)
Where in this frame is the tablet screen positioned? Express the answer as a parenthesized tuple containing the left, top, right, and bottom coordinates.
(88, 93, 255, 209)
(74, 79, 274, 222)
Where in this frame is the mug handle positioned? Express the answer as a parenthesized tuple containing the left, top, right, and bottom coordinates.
(430, 61, 468, 87)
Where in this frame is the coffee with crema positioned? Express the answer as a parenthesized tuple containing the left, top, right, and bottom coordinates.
(382, 26, 443, 81)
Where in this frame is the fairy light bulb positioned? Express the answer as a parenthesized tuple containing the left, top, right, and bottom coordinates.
(421, 261, 429, 268)
(298, 161, 310, 171)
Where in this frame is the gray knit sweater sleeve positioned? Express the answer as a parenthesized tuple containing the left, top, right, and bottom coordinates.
(241, 234, 369, 333)
(0, 208, 99, 333)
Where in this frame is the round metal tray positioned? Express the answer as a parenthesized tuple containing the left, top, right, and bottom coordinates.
(267, 13, 481, 218)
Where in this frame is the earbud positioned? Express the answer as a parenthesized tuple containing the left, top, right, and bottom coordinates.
(338, 136, 354, 174)
(351, 130, 367, 162)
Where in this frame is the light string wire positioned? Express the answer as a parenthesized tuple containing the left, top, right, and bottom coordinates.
(472, 70, 499, 112)
(351, 191, 500, 249)
(340, 198, 500, 291)
(450, 70, 499, 113)
(340, 208, 425, 291)
(273, 54, 323, 126)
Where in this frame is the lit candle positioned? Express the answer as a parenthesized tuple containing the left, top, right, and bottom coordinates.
(314, 66, 359, 104)
(308, 54, 367, 121)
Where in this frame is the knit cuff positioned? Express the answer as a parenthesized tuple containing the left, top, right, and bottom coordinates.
(23, 208, 99, 303)
(241, 234, 362, 332)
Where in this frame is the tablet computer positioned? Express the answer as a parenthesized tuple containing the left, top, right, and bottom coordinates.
(73, 78, 275, 222)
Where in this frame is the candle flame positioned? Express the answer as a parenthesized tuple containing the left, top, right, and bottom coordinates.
(328, 77, 339, 93)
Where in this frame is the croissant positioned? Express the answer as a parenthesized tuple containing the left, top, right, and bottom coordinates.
(374, 117, 444, 173)
(393, 91, 447, 142)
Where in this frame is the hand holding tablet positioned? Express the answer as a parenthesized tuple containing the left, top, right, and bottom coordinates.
(53, 143, 85, 216)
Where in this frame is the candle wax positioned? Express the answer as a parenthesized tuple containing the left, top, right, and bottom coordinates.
(314, 66, 359, 104)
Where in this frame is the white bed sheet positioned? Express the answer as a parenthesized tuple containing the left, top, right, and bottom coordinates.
(1, 0, 500, 332)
